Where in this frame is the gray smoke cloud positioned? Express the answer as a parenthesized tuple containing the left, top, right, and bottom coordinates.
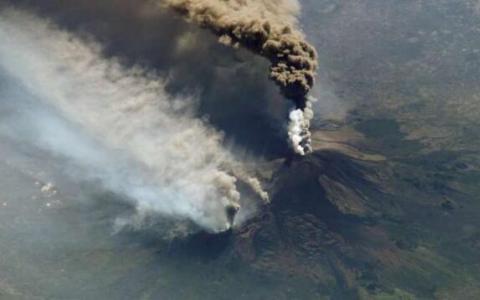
(0, 8, 267, 234)
(161, 0, 319, 154)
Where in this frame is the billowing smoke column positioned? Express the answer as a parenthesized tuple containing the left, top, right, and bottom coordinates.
(161, 0, 318, 155)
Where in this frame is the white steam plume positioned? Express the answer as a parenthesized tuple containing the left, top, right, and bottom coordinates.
(288, 98, 315, 156)
(0, 8, 267, 234)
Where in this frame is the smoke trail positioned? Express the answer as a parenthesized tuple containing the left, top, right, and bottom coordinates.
(0, 9, 267, 234)
(160, 0, 318, 155)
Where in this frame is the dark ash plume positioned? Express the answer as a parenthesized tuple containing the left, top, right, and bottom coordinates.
(161, 0, 318, 155)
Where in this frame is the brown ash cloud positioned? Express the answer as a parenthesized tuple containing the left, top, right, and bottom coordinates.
(163, 0, 318, 105)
